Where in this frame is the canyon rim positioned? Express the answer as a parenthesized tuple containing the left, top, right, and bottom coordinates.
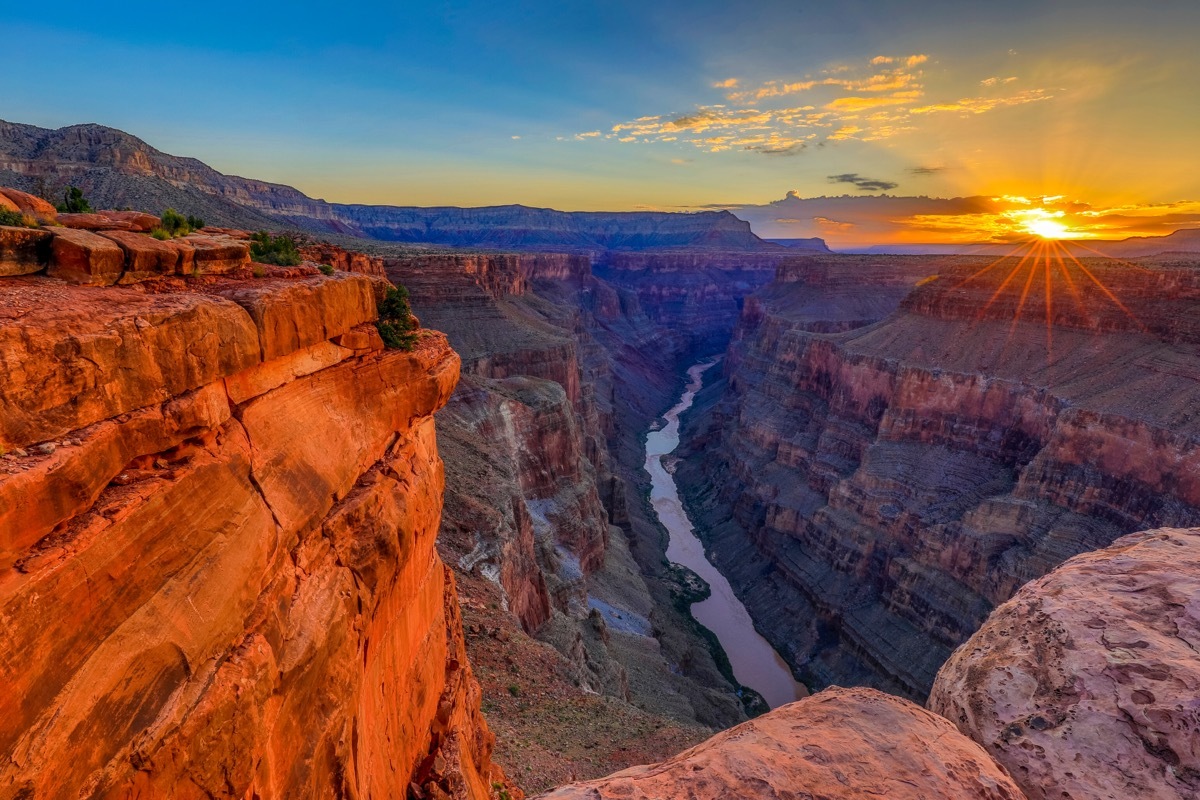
(4, 2, 1200, 798)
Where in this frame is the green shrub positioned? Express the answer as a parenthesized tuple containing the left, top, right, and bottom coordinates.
(507, 684, 520, 697)
(160, 208, 191, 237)
(150, 228, 171, 241)
(248, 231, 301, 266)
(186, 214, 205, 231)
(0, 208, 30, 227)
(377, 285, 419, 351)
(318, 263, 335, 276)
(56, 186, 92, 214)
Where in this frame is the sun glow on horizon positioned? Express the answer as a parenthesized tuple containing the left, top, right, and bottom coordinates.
(1026, 218, 1072, 240)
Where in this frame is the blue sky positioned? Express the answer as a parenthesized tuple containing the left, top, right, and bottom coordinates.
(4, 1, 1200, 229)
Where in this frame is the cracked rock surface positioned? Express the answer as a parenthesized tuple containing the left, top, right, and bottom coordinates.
(930, 527, 1200, 800)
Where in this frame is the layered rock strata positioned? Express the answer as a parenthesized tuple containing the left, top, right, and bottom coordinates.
(0, 269, 508, 798)
(679, 255, 1200, 698)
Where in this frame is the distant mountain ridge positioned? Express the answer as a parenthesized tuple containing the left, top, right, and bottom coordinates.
(0, 119, 787, 251)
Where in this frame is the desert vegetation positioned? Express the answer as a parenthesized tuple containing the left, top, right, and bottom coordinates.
(249, 231, 302, 266)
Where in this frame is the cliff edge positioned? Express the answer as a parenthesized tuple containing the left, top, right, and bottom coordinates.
(0, 216, 508, 797)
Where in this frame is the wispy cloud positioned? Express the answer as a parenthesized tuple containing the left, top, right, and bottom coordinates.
(829, 173, 899, 192)
(574, 53, 1055, 155)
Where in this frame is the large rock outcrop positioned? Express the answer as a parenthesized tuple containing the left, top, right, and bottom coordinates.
(537, 686, 1027, 800)
(0, 270, 508, 799)
(679, 255, 1200, 698)
(930, 527, 1200, 800)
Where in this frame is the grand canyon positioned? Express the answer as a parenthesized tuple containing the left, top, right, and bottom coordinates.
(4, 2, 1200, 798)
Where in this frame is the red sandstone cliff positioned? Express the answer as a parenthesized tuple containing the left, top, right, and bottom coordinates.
(0, 238, 509, 797)
(679, 254, 1200, 698)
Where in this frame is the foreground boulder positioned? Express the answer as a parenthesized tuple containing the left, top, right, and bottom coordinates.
(930, 527, 1200, 800)
(0, 187, 56, 221)
(537, 686, 1026, 799)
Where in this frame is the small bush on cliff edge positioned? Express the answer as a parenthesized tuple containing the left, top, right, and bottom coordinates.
(249, 231, 302, 266)
(56, 186, 92, 214)
(377, 285, 419, 351)
(0, 208, 34, 227)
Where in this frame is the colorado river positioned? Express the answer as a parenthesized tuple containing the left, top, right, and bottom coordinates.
(645, 359, 806, 709)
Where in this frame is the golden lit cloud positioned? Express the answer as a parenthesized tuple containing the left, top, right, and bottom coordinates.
(578, 52, 1056, 156)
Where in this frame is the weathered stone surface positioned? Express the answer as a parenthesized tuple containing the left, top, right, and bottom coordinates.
(216, 273, 379, 360)
(0, 381, 230, 559)
(0, 193, 20, 213)
(0, 187, 56, 220)
(538, 687, 1026, 800)
(46, 227, 126, 284)
(0, 273, 504, 799)
(0, 279, 259, 448)
(224, 339, 351, 404)
(183, 233, 251, 274)
(98, 209, 160, 231)
(56, 212, 137, 231)
(99, 229, 182, 281)
(0, 225, 51, 276)
(238, 333, 459, 535)
(930, 527, 1200, 800)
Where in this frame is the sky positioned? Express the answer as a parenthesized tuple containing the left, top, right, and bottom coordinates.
(4, 1, 1200, 244)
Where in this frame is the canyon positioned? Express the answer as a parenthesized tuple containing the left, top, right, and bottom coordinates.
(3, 168, 1200, 800)
(678, 253, 1200, 698)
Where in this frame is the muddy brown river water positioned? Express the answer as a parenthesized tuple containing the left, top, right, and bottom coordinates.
(646, 359, 806, 709)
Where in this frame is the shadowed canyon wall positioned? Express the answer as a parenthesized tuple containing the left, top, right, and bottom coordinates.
(0, 268, 507, 799)
(678, 254, 1200, 698)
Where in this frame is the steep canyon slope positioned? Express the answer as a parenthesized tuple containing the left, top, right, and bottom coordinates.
(679, 253, 1200, 699)
(383, 248, 778, 789)
(0, 232, 506, 798)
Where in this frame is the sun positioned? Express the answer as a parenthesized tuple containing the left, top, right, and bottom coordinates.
(1026, 218, 1072, 240)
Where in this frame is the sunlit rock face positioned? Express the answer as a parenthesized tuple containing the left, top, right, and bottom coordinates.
(679, 254, 1200, 699)
(0, 272, 507, 799)
(536, 686, 1027, 800)
(931, 527, 1200, 800)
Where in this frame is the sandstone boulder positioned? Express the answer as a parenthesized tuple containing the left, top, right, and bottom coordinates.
(0, 187, 56, 221)
(56, 213, 136, 231)
(538, 687, 1026, 800)
(46, 227, 125, 284)
(0, 193, 20, 213)
(0, 225, 52, 276)
(98, 210, 161, 231)
(99, 230, 181, 281)
(930, 527, 1200, 800)
(183, 233, 251, 274)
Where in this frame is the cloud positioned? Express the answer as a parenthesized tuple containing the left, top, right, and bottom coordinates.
(829, 173, 899, 192)
(910, 88, 1052, 115)
(908, 165, 946, 175)
(575, 53, 1054, 156)
(511, 135, 521, 140)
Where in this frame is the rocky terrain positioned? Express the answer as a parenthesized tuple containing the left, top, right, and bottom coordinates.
(545, 527, 1200, 800)
(0, 120, 783, 251)
(931, 527, 1200, 800)
(679, 253, 1200, 698)
(0, 193, 510, 798)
